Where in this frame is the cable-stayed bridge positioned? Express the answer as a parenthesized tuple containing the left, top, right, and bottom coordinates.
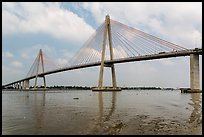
(3, 15, 202, 92)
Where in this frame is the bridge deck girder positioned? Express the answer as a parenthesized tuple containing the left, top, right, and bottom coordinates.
(3, 48, 202, 88)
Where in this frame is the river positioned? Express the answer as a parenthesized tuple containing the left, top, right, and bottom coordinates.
(2, 90, 202, 135)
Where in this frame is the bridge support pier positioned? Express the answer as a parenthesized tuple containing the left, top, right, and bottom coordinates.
(19, 82, 21, 90)
(18, 82, 20, 89)
(21, 81, 23, 89)
(22, 81, 25, 90)
(190, 54, 200, 92)
(24, 80, 30, 90)
(20, 81, 23, 90)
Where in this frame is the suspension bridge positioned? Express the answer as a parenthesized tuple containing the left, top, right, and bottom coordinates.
(3, 15, 202, 92)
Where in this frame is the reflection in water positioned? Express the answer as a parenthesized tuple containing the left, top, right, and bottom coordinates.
(98, 92, 103, 124)
(98, 92, 116, 123)
(189, 93, 202, 124)
(26, 91, 29, 98)
(34, 92, 46, 129)
(105, 92, 116, 121)
(94, 91, 121, 135)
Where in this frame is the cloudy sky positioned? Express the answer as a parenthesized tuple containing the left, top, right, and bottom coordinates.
(2, 2, 202, 89)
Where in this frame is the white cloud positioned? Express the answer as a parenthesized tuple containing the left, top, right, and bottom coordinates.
(83, 2, 105, 24)
(59, 49, 75, 60)
(2, 2, 95, 45)
(82, 2, 202, 49)
(19, 44, 63, 70)
(113, 48, 128, 59)
(2, 51, 14, 58)
(21, 53, 29, 59)
(11, 60, 23, 68)
(56, 58, 68, 67)
(2, 64, 24, 84)
(20, 44, 57, 60)
(158, 58, 175, 66)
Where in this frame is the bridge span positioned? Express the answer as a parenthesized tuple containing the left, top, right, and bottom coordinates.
(2, 15, 202, 92)
(3, 48, 202, 88)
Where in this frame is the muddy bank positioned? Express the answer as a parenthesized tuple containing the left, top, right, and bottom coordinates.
(119, 115, 202, 135)
(84, 113, 202, 135)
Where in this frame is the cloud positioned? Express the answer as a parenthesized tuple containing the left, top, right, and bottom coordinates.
(20, 44, 72, 61)
(158, 58, 175, 66)
(11, 60, 23, 68)
(18, 43, 76, 70)
(81, 2, 202, 49)
(19, 44, 56, 60)
(56, 58, 68, 67)
(19, 44, 65, 70)
(21, 53, 29, 59)
(112, 48, 128, 59)
(2, 64, 24, 84)
(2, 2, 95, 45)
(2, 51, 14, 58)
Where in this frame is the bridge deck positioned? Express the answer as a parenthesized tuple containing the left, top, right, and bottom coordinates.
(3, 48, 202, 87)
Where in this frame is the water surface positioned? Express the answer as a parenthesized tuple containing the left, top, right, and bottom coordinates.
(2, 90, 202, 135)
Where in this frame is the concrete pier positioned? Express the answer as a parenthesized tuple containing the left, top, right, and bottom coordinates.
(24, 80, 30, 90)
(190, 54, 200, 92)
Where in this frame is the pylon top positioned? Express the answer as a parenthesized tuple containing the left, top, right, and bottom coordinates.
(106, 14, 110, 19)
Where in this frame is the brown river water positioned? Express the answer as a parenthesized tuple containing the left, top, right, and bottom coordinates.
(2, 90, 202, 135)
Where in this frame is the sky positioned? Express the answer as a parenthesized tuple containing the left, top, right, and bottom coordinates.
(2, 2, 202, 89)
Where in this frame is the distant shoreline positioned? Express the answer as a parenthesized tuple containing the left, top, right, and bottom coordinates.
(2, 86, 178, 91)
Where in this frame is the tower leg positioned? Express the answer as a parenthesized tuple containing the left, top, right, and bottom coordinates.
(98, 15, 108, 89)
(43, 76, 46, 90)
(110, 64, 117, 88)
(34, 76, 38, 90)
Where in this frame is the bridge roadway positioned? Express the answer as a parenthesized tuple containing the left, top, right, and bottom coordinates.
(3, 48, 202, 87)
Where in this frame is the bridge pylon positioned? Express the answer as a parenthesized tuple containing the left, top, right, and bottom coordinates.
(34, 49, 46, 91)
(93, 15, 121, 91)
